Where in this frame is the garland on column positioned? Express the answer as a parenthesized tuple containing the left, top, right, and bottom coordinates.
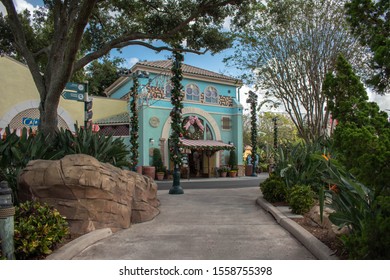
(169, 50, 185, 167)
(247, 91, 258, 168)
(129, 75, 139, 170)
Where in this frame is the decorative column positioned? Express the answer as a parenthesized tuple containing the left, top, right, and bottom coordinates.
(129, 74, 140, 171)
(247, 91, 258, 176)
(169, 49, 184, 195)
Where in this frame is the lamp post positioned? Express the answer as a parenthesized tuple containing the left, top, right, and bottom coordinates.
(0, 181, 15, 259)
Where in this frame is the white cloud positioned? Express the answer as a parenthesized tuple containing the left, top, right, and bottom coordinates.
(0, 3, 6, 15)
(14, 0, 39, 13)
(0, 1, 41, 16)
(127, 57, 140, 68)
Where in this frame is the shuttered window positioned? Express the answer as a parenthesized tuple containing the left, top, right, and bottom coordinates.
(222, 117, 231, 130)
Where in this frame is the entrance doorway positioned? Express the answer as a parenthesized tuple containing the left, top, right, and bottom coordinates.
(189, 149, 203, 177)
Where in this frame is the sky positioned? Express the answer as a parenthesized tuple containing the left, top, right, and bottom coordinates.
(1, 0, 389, 114)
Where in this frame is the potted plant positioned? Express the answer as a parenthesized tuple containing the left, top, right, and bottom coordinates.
(156, 166, 166, 180)
(228, 150, 237, 177)
(152, 148, 165, 180)
(218, 166, 229, 177)
(229, 169, 238, 177)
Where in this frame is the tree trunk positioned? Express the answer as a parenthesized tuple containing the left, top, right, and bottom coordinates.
(38, 90, 61, 138)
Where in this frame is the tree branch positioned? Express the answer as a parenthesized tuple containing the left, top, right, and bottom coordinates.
(1, 0, 45, 97)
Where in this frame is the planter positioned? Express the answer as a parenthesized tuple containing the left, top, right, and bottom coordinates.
(156, 172, 165, 181)
(245, 164, 253, 176)
(143, 166, 156, 179)
(229, 171, 237, 177)
(136, 166, 143, 175)
(220, 171, 227, 177)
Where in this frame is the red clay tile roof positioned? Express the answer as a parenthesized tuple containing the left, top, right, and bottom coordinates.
(134, 60, 241, 84)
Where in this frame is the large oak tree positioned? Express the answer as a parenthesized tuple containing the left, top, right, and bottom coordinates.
(0, 0, 250, 136)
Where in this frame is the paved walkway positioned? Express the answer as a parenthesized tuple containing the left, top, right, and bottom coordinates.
(67, 183, 317, 260)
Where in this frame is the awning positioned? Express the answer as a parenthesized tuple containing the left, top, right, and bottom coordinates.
(179, 138, 235, 151)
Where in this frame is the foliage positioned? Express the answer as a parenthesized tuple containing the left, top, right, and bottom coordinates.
(228, 150, 237, 170)
(86, 56, 125, 96)
(341, 195, 390, 259)
(287, 185, 315, 215)
(345, 0, 390, 94)
(317, 153, 390, 259)
(0, 127, 63, 203)
(247, 90, 258, 167)
(226, 0, 366, 143)
(152, 148, 165, 173)
(0, 0, 251, 135)
(264, 113, 299, 147)
(14, 200, 69, 260)
(323, 54, 390, 195)
(129, 75, 139, 170)
(169, 50, 185, 167)
(259, 174, 287, 203)
(274, 138, 332, 192)
(218, 166, 230, 173)
(56, 124, 129, 168)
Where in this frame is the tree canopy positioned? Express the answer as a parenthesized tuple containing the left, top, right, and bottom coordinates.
(0, 0, 251, 136)
(225, 0, 366, 143)
(323, 54, 390, 195)
(345, 0, 390, 94)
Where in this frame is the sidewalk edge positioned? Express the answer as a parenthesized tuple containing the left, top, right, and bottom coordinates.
(46, 228, 112, 260)
(256, 196, 338, 260)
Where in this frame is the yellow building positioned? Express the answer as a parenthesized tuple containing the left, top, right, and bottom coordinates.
(0, 55, 127, 135)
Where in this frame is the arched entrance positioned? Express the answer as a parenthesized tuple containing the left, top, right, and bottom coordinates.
(161, 108, 234, 177)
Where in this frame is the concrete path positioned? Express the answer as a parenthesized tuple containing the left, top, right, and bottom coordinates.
(70, 185, 316, 260)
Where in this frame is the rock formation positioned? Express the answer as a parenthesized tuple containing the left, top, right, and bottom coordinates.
(18, 154, 160, 235)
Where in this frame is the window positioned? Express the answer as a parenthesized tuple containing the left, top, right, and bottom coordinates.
(164, 83, 172, 98)
(204, 86, 218, 103)
(222, 117, 231, 130)
(185, 84, 200, 101)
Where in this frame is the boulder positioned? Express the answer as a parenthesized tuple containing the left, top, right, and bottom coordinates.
(18, 154, 160, 235)
(307, 205, 349, 239)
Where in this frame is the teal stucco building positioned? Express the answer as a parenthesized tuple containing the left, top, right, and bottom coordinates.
(104, 60, 244, 177)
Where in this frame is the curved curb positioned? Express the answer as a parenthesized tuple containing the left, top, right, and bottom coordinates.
(46, 228, 112, 260)
(256, 196, 338, 260)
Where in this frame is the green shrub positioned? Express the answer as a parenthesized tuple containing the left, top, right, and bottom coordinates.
(152, 148, 165, 173)
(341, 195, 390, 259)
(14, 201, 69, 260)
(287, 185, 315, 215)
(260, 175, 287, 202)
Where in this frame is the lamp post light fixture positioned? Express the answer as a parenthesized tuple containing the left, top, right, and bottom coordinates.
(0, 181, 15, 259)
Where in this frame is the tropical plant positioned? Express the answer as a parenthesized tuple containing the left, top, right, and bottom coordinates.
(259, 174, 287, 203)
(275, 138, 332, 192)
(287, 185, 315, 215)
(55, 124, 129, 168)
(0, 127, 63, 203)
(14, 200, 69, 260)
